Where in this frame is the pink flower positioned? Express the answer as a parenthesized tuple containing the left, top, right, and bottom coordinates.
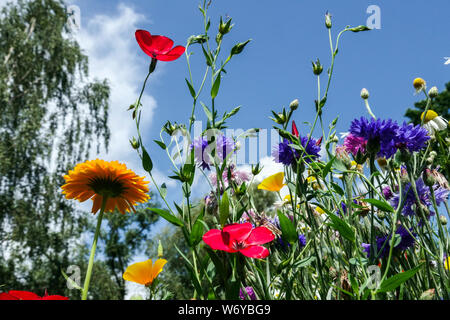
(135, 30, 185, 62)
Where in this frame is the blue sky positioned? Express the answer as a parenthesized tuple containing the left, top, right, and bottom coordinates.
(66, 0, 450, 210)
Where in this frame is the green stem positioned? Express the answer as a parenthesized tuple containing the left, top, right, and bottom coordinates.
(81, 196, 108, 300)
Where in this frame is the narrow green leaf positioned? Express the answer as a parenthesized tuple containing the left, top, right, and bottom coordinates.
(153, 140, 167, 150)
(330, 182, 344, 196)
(219, 191, 230, 227)
(190, 217, 204, 247)
(185, 78, 196, 98)
(364, 198, 395, 213)
(149, 208, 184, 227)
(377, 264, 423, 293)
(324, 210, 355, 243)
(211, 74, 221, 99)
(200, 102, 213, 121)
(277, 210, 298, 244)
(322, 156, 335, 178)
(141, 146, 153, 173)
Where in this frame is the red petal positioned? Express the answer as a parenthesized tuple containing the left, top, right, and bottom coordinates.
(41, 295, 69, 300)
(316, 136, 323, 146)
(239, 246, 270, 259)
(223, 223, 253, 243)
(245, 227, 275, 246)
(150, 35, 174, 54)
(7, 290, 41, 300)
(0, 293, 19, 300)
(135, 29, 155, 58)
(292, 121, 299, 138)
(202, 229, 235, 252)
(155, 45, 185, 62)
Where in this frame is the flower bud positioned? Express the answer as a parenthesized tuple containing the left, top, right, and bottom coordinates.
(289, 99, 299, 111)
(325, 12, 332, 29)
(377, 157, 388, 171)
(428, 86, 439, 98)
(440, 215, 447, 225)
(360, 88, 370, 100)
(252, 163, 262, 176)
(219, 16, 233, 35)
(129, 137, 140, 150)
(312, 58, 323, 75)
(377, 211, 386, 219)
(423, 168, 436, 187)
(157, 240, 164, 258)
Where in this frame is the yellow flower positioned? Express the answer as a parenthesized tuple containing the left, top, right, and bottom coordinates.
(257, 172, 285, 192)
(61, 159, 150, 214)
(445, 257, 450, 271)
(123, 259, 167, 286)
(421, 110, 448, 134)
(315, 206, 325, 215)
(413, 77, 426, 93)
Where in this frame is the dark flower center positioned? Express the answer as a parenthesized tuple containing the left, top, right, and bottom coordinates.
(232, 240, 248, 250)
(88, 177, 125, 198)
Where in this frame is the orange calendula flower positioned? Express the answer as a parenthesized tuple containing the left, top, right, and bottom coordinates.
(257, 172, 285, 192)
(123, 259, 167, 286)
(61, 159, 150, 214)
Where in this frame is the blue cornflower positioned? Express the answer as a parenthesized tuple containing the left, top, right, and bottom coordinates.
(362, 226, 417, 259)
(395, 122, 430, 153)
(349, 117, 399, 158)
(390, 178, 449, 217)
(272, 136, 321, 166)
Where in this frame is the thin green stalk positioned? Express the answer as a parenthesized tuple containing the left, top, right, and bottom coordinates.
(81, 196, 108, 300)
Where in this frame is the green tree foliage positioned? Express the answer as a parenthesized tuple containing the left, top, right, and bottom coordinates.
(0, 0, 110, 294)
(404, 82, 450, 177)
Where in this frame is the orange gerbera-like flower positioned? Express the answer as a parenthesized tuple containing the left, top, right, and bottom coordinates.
(61, 159, 150, 214)
(123, 259, 167, 286)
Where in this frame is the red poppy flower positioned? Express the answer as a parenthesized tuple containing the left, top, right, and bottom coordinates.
(202, 222, 275, 259)
(292, 120, 299, 138)
(135, 29, 185, 62)
(0, 290, 68, 300)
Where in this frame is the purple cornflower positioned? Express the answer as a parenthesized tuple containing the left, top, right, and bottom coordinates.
(239, 287, 257, 300)
(272, 136, 321, 166)
(382, 186, 393, 201)
(349, 117, 399, 158)
(390, 178, 449, 217)
(191, 134, 235, 170)
(298, 234, 307, 248)
(395, 122, 430, 153)
(362, 226, 417, 259)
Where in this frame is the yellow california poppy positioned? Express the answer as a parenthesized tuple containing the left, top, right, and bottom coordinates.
(61, 159, 150, 214)
(257, 172, 285, 192)
(123, 259, 167, 286)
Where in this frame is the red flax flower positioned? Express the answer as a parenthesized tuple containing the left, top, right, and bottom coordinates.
(0, 290, 68, 300)
(135, 29, 185, 61)
(202, 222, 275, 259)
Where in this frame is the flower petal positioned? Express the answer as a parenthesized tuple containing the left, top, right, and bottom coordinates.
(155, 45, 186, 61)
(239, 245, 270, 259)
(257, 172, 285, 192)
(150, 35, 174, 54)
(150, 258, 167, 283)
(223, 222, 253, 243)
(7, 291, 41, 300)
(245, 227, 275, 246)
(202, 229, 235, 252)
(123, 259, 153, 285)
(135, 29, 154, 58)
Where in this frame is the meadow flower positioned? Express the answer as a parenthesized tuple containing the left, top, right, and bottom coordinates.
(362, 226, 416, 259)
(123, 258, 167, 286)
(390, 178, 449, 216)
(445, 256, 450, 271)
(61, 159, 150, 215)
(413, 77, 426, 94)
(395, 122, 430, 153)
(135, 29, 185, 61)
(257, 172, 285, 192)
(239, 287, 257, 300)
(0, 290, 68, 300)
(191, 134, 235, 170)
(209, 164, 251, 188)
(272, 136, 321, 166)
(349, 117, 399, 158)
(420, 110, 448, 134)
(343, 133, 367, 157)
(202, 222, 275, 259)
